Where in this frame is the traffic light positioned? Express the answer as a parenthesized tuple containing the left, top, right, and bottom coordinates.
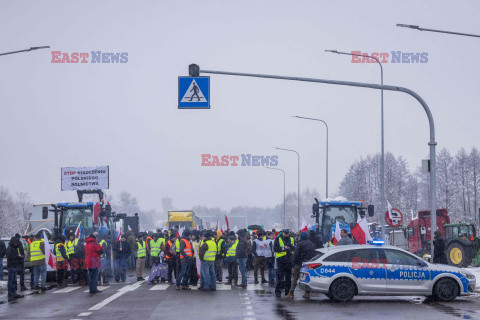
(189, 64, 200, 76)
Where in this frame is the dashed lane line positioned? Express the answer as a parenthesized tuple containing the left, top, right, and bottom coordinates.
(77, 312, 92, 317)
(55, 287, 81, 293)
(88, 281, 144, 311)
(149, 284, 169, 291)
(83, 286, 110, 293)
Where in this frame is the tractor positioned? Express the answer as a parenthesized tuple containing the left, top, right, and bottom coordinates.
(444, 222, 480, 268)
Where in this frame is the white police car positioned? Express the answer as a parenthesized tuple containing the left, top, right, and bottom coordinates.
(298, 243, 476, 302)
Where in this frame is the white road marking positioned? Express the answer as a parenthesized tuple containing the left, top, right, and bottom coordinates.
(216, 284, 233, 290)
(244, 317, 257, 320)
(83, 286, 110, 293)
(149, 284, 169, 291)
(244, 311, 255, 316)
(246, 284, 267, 291)
(88, 282, 144, 311)
(55, 287, 81, 293)
(241, 301, 252, 305)
(243, 306, 253, 310)
(77, 312, 92, 317)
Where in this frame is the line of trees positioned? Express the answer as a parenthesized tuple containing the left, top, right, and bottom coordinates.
(339, 147, 480, 226)
(0, 187, 32, 237)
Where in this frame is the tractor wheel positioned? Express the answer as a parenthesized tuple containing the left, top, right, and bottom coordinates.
(446, 242, 471, 267)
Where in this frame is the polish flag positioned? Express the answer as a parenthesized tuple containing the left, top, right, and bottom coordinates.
(43, 231, 56, 269)
(74, 222, 82, 238)
(93, 202, 101, 225)
(215, 220, 220, 232)
(196, 253, 201, 278)
(115, 227, 122, 243)
(351, 216, 373, 244)
(332, 220, 341, 245)
(300, 217, 309, 233)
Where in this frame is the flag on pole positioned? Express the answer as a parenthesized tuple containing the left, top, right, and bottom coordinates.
(43, 231, 56, 269)
(216, 220, 220, 232)
(300, 217, 308, 233)
(225, 215, 230, 230)
(93, 202, 101, 225)
(75, 222, 82, 238)
(332, 220, 341, 245)
(410, 208, 417, 221)
(387, 201, 393, 220)
(351, 217, 373, 244)
(115, 227, 122, 243)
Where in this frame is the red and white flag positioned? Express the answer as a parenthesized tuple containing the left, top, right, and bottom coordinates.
(410, 208, 417, 221)
(93, 202, 101, 225)
(74, 222, 82, 238)
(351, 217, 373, 244)
(300, 217, 309, 233)
(216, 220, 220, 232)
(387, 201, 394, 220)
(115, 227, 122, 243)
(225, 215, 230, 230)
(43, 231, 56, 269)
(332, 220, 341, 245)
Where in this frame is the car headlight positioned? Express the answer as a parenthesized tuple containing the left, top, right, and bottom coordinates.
(461, 272, 476, 280)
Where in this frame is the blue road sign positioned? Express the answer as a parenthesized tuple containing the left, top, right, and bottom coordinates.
(178, 76, 210, 109)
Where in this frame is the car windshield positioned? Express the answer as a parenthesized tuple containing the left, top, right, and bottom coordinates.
(169, 221, 193, 229)
(62, 207, 93, 228)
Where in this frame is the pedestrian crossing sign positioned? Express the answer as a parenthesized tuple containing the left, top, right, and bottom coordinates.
(178, 76, 210, 109)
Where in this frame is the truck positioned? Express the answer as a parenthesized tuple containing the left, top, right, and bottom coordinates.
(406, 209, 450, 260)
(312, 198, 374, 244)
(167, 211, 203, 230)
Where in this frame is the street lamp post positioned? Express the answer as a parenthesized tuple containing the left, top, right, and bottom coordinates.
(292, 116, 329, 199)
(189, 63, 437, 257)
(265, 167, 286, 228)
(0, 46, 50, 57)
(325, 49, 386, 242)
(396, 24, 480, 38)
(274, 147, 300, 230)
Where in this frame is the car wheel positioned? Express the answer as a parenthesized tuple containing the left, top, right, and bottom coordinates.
(329, 278, 356, 302)
(433, 278, 459, 302)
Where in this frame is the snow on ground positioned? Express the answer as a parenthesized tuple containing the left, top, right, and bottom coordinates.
(464, 267, 480, 283)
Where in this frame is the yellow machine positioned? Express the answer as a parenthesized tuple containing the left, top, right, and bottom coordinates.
(167, 211, 203, 230)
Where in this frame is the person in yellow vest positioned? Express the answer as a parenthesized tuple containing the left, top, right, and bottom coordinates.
(30, 233, 47, 291)
(135, 234, 146, 281)
(149, 233, 164, 264)
(215, 230, 225, 283)
(66, 232, 79, 284)
(273, 229, 295, 298)
(224, 235, 238, 286)
(176, 230, 193, 290)
(55, 235, 69, 288)
(198, 231, 217, 291)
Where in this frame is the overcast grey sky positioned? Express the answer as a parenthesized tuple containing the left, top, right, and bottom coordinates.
(0, 0, 479, 212)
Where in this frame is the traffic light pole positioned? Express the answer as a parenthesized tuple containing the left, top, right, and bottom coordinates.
(189, 64, 437, 257)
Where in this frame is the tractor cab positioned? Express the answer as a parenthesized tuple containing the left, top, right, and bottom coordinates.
(445, 223, 476, 242)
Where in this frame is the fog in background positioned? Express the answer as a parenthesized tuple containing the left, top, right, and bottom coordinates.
(0, 1, 479, 216)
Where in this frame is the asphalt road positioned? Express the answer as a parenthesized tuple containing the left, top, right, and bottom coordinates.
(2, 270, 480, 320)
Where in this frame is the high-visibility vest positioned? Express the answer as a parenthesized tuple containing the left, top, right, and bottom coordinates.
(180, 239, 193, 259)
(204, 240, 217, 261)
(66, 238, 78, 258)
(165, 240, 174, 260)
(226, 240, 238, 257)
(137, 241, 146, 258)
(99, 240, 107, 258)
(55, 243, 65, 262)
(216, 238, 224, 255)
(275, 236, 295, 259)
(175, 238, 180, 254)
(30, 240, 45, 262)
(150, 238, 164, 257)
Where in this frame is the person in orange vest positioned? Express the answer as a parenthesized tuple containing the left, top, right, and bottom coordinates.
(175, 230, 193, 290)
(145, 233, 153, 268)
(164, 234, 177, 285)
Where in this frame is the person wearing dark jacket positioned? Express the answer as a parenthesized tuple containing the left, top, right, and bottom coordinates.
(6, 237, 24, 301)
(235, 229, 248, 288)
(0, 234, 7, 281)
(309, 230, 323, 249)
(113, 235, 131, 282)
(85, 234, 104, 294)
(176, 230, 193, 290)
(433, 231, 448, 264)
(273, 229, 295, 297)
(13, 234, 27, 291)
(285, 232, 316, 299)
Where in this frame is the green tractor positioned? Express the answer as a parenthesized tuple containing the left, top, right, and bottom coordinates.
(444, 222, 480, 268)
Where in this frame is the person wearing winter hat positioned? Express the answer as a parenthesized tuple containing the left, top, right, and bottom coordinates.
(285, 232, 315, 299)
